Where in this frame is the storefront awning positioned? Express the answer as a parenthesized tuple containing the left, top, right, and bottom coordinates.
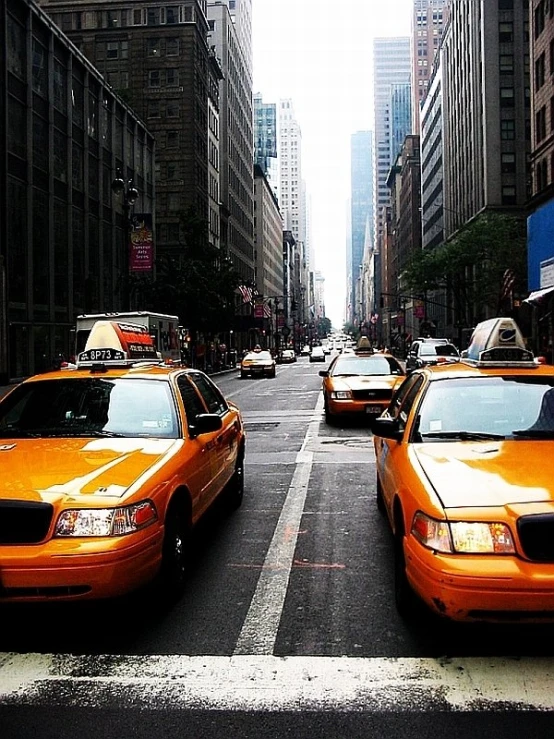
(524, 286, 554, 305)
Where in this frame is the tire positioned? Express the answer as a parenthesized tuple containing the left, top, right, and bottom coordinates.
(393, 518, 418, 617)
(158, 507, 190, 600)
(324, 397, 334, 425)
(241, 371, 247, 379)
(226, 451, 245, 510)
(376, 474, 386, 515)
(270, 368, 276, 378)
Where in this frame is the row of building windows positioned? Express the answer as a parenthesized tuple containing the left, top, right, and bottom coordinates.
(50, 5, 196, 33)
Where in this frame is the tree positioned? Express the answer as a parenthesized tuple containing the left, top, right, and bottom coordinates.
(403, 212, 527, 323)
(316, 316, 332, 338)
(134, 207, 241, 336)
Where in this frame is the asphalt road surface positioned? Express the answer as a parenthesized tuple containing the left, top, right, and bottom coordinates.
(2, 356, 554, 738)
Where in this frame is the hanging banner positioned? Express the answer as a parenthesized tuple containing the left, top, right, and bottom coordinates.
(130, 213, 154, 272)
(254, 296, 265, 318)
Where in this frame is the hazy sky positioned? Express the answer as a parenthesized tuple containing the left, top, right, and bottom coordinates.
(252, 0, 413, 328)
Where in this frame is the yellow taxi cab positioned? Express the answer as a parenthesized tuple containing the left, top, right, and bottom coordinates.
(319, 337, 405, 424)
(240, 346, 276, 378)
(371, 316, 554, 622)
(0, 320, 245, 603)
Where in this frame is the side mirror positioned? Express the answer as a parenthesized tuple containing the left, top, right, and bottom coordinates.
(370, 416, 404, 441)
(319, 370, 328, 377)
(190, 413, 223, 437)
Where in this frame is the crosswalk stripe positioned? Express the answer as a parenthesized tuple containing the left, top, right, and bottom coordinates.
(1, 653, 553, 711)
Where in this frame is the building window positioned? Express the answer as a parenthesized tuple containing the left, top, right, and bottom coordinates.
(148, 70, 161, 87)
(536, 159, 548, 191)
(7, 16, 26, 80)
(166, 37, 179, 55)
(106, 40, 128, 60)
(32, 39, 47, 97)
(499, 21, 513, 42)
(499, 54, 514, 73)
(148, 100, 160, 118)
(53, 59, 67, 112)
(535, 1, 546, 38)
(166, 130, 179, 147)
(166, 101, 179, 117)
(536, 105, 547, 141)
(147, 38, 161, 56)
(535, 52, 546, 90)
(7, 97, 26, 160)
(500, 87, 515, 107)
(133, 8, 143, 24)
(501, 119, 515, 139)
(501, 152, 516, 174)
(147, 8, 160, 25)
(165, 6, 179, 23)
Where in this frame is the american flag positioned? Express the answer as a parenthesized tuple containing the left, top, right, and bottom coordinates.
(263, 302, 272, 318)
(238, 285, 253, 304)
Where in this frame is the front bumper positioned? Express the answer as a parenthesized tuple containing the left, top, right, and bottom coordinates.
(405, 534, 554, 622)
(327, 396, 389, 416)
(0, 527, 163, 602)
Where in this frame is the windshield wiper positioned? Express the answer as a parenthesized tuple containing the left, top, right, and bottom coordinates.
(420, 431, 505, 441)
(512, 429, 554, 439)
(0, 428, 42, 438)
(89, 430, 127, 438)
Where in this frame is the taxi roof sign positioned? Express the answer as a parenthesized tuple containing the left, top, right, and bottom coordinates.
(77, 320, 160, 366)
(355, 336, 374, 355)
(464, 317, 535, 367)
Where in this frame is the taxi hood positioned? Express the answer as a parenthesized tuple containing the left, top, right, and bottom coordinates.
(414, 441, 554, 508)
(0, 437, 180, 503)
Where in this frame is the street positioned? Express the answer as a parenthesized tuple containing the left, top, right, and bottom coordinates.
(1, 357, 554, 737)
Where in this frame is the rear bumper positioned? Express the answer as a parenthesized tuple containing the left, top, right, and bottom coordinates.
(327, 397, 389, 416)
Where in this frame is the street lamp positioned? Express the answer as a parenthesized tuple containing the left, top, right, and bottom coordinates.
(111, 167, 139, 310)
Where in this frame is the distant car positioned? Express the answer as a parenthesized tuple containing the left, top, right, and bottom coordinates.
(279, 349, 296, 364)
(309, 346, 326, 363)
(241, 350, 276, 378)
(406, 339, 459, 373)
(323, 345, 332, 355)
(300, 345, 311, 356)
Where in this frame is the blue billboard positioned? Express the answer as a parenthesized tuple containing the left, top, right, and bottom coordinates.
(527, 198, 554, 290)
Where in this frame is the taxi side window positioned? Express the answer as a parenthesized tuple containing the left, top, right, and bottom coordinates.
(177, 376, 207, 432)
(390, 375, 423, 422)
(189, 373, 228, 416)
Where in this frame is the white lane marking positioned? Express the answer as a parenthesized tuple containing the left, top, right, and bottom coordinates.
(1, 653, 554, 711)
(233, 394, 324, 656)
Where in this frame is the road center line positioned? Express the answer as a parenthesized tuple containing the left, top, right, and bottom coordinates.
(234, 394, 323, 656)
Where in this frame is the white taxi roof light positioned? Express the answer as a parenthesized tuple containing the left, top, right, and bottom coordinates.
(463, 317, 535, 367)
(77, 320, 161, 367)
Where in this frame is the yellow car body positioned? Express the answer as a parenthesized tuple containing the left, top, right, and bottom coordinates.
(320, 352, 405, 422)
(0, 362, 245, 603)
(372, 317, 554, 622)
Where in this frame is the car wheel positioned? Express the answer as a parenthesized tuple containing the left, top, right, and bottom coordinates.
(393, 513, 418, 617)
(241, 371, 247, 379)
(376, 474, 386, 515)
(324, 397, 334, 425)
(226, 450, 244, 510)
(159, 506, 190, 600)
(270, 368, 276, 378)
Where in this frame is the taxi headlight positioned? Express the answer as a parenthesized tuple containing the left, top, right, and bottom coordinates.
(55, 501, 158, 537)
(449, 521, 515, 554)
(411, 512, 515, 554)
(331, 390, 352, 400)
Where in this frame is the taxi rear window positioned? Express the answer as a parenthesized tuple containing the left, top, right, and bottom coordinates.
(0, 378, 178, 439)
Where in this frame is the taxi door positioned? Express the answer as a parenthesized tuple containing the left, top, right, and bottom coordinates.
(377, 374, 424, 517)
(176, 375, 221, 519)
(188, 373, 237, 498)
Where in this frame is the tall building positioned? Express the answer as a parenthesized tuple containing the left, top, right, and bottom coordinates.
(441, 0, 530, 238)
(279, 99, 306, 318)
(253, 164, 283, 302)
(2, 0, 154, 380)
(421, 61, 445, 250)
(373, 37, 411, 330)
(390, 84, 412, 163)
(349, 131, 374, 324)
(208, 1, 255, 280)
(411, 0, 451, 133)
(39, 0, 220, 256)
(253, 93, 278, 195)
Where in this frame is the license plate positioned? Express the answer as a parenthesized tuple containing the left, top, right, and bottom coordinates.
(365, 405, 382, 414)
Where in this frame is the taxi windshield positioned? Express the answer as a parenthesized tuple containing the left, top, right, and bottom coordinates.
(416, 376, 554, 440)
(331, 356, 403, 376)
(0, 378, 178, 439)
